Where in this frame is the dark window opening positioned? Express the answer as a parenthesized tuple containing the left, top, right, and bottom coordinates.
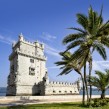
(30, 59, 34, 63)
(31, 68, 35, 71)
(59, 91, 61, 93)
(53, 90, 55, 93)
(29, 67, 35, 75)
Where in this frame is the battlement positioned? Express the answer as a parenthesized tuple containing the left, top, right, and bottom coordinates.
(9, 33, 46, 61)
(49, 81, 77, 87)
(12, 33, 44, 49)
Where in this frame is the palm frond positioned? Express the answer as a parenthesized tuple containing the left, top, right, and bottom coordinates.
(76, 13, 88, 29)
(88, 6, 93, 33)
(70, 46, 89, 63)
(95, 70, 105, 80)
(89, 76, 101, 88)
(65, 40, 84, 51)
(98, 20, 109, 34)
(55, 61, 67, 66)
(101, 38, 109, 48)
(98, 5, 103, 25)
(59, 52, 72, 60)
(68, 27, 86, 34)
(93, 43, 107, 60)
(59, 67, 73, 76)
(63, 33, 85, 45)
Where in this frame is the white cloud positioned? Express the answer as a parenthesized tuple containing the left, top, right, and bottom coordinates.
(0, 40, 11, 45)
(44, 43, 61, 58)
(44, 43, 59, 52)
(92, 61, 103, 71)
(102, 63, 109, 67)
(0, 35, 4, 39)
(0, 35, 15, 45)
(41, 32, 56, 41)
(92, 60, 109, 71)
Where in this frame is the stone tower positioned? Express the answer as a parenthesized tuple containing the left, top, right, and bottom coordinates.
(6, 34, 47, 95)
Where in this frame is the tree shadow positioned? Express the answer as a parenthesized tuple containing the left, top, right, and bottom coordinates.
(5, 97, 41, 109)
(7, 105, 25, 109)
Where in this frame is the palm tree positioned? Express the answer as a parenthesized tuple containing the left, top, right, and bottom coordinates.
(55, 52, 86, 104)
(62, 6, 109, 102)
(89, 70, 109, 99)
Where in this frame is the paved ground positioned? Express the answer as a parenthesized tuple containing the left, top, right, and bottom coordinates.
(0, 99, 80, 107)
(0, 95, 109, 107)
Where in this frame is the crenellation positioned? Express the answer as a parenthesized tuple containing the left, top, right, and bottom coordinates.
(48, 81, 78, 88)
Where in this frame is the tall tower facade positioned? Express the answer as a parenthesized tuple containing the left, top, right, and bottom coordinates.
(6, 34, 47, 95)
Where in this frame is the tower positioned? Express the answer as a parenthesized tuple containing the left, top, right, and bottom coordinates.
(6, 34, 47, 95)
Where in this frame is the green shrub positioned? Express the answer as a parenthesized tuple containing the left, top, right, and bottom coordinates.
(90, 98, 109, 107)
(100, 99, 108, 106)
(105, 98, 109, 102)
(93, 101, 100, 107)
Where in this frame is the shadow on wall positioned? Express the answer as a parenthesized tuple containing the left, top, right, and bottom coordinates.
(32, 83, 40, 95)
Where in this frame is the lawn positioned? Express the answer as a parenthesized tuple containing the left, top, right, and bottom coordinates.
(1, 102, 109, 109)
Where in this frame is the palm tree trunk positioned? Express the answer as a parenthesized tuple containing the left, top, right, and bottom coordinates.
(89, 58, 92, 102)
(80, 73, 85, 105)
(101, 90, 105, 99)
(75, 69, 85, 105)
(84, 64, 89, 103)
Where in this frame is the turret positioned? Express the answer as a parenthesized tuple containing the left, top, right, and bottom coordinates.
(7, 34, 47, 96)
(19, 33, 24, 41)
(77, 78, 81, 91)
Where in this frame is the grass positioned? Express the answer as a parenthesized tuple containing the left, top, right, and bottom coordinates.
(0, 102, 109, 109)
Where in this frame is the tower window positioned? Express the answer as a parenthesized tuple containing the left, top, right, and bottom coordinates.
(65, 91, 67, 93)
(30, 59, 34, 63)
(59, 91, 61, 93)
(53, 90, 56, 93)
(29, 67, 35, 75)
(70, 91, 72, 93)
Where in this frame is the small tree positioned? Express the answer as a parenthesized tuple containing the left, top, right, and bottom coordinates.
(89, 70, 109, 99)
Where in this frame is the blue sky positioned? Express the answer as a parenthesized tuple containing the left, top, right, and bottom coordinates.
(0, 0, 109, 87)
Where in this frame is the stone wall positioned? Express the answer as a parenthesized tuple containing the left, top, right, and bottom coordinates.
(44, 81, 79, 95)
